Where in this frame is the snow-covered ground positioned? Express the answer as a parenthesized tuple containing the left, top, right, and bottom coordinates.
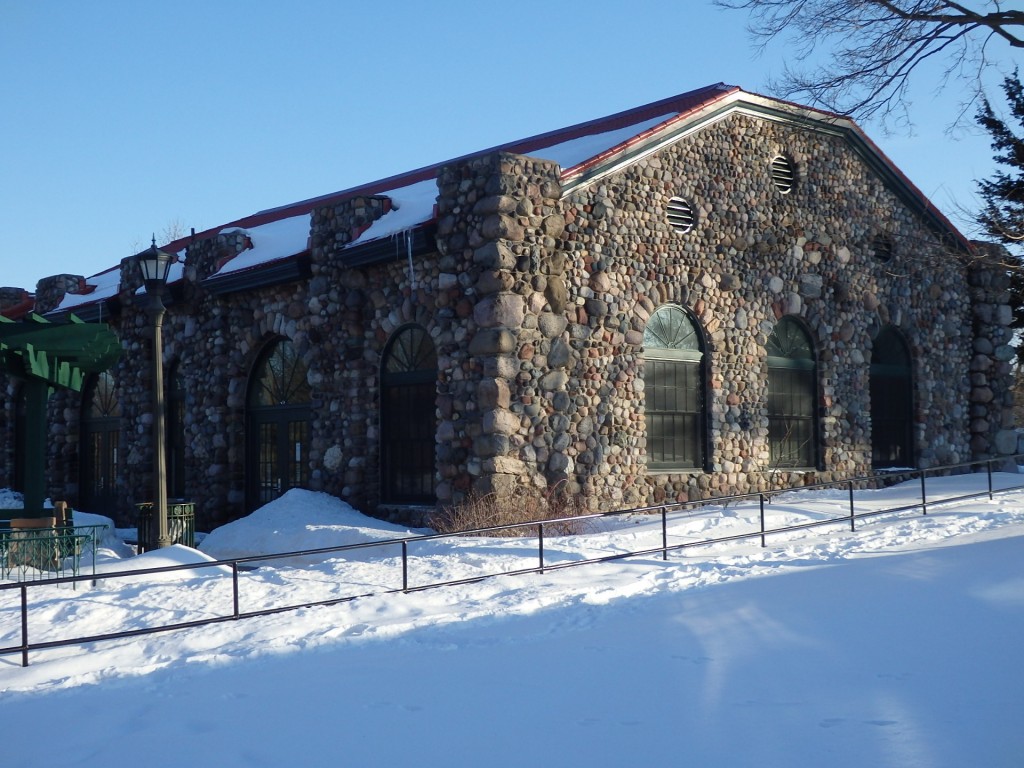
(2, 475, 1023, 767)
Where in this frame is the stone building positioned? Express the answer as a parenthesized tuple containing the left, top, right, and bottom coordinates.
(0, 83, 1015, 529)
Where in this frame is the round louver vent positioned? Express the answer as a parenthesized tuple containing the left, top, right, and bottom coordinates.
(770, 154, 796, 194)
(667, 196, 695, 233)
(872, 234, 894, 262)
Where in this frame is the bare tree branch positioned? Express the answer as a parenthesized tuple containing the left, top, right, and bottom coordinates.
(716, 1, 1024, 128)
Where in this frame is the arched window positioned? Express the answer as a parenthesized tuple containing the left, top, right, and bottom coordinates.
(80, 371, 122, 511)
(381, 325, 437, 504)
(766, 318, 818, 469)
(167, 367, 187, 499)
(246, 338, 312, 510)
(870, 326, 915, 468)
(643, 305, 707, 471)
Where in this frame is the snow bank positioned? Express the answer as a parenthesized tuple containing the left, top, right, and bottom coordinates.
(0, 488, 23, 509)
(2, 484, 1022, 767)
(198, 488, 424, 564)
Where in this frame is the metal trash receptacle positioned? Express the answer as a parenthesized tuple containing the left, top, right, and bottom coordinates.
(136, 500, 196, 553)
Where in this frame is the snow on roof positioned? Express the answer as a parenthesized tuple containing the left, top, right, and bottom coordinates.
(54, 252, 187, 313)
(55, 267, 121, 312)
(50, 82, 963, 306)
(214, 214, 312, 276)
(187, 83, 739, 249)
(349, 179, 438, 247)
(206, 179, 439, 278)
(527, 112, 678, 169)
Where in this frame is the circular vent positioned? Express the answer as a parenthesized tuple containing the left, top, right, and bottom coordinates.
(770, 154, 796, 194)
(872, 234, 894, 262)
(667, 196, 695, 233)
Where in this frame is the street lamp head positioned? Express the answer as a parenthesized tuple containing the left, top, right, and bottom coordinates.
(137, 236, 175, 290)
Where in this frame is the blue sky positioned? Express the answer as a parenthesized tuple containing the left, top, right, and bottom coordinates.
(1, 0, 1016, 292)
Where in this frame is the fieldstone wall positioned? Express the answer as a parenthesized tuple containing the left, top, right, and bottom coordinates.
(306, 193, 431, 511)
(163, 233, 313, 527)
(4, 108, 1015, 528)
(553, 113, 981, 508)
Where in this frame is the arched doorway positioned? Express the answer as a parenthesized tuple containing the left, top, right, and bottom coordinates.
(380, 325, 437, 504)
(246, 338, 311, 510)
(80, 371, 121, 512)
(766, 317, 819, 469)
(643, 304, 709, 471)
(870, 326, 915, 468)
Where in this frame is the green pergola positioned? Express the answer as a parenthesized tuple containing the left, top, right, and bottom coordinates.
(0, 313, 121, 518)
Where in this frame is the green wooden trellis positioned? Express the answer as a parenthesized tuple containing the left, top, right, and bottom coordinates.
(0, 313, 121, 518)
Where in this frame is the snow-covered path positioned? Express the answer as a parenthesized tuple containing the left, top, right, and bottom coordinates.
(1, 476, 1023, 766)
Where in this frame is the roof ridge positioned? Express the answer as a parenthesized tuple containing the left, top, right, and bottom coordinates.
(162, 83, 740, 253)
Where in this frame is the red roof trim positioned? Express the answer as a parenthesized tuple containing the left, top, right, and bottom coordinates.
(133, 83, 971, 274)
(561, 85, 740, 181)
(1, 295, 35, 320)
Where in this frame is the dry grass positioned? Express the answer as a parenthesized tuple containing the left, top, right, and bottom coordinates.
(428, 484, 591, 537)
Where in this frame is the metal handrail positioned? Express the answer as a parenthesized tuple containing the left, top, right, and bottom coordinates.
(2, 455, 1022, 667)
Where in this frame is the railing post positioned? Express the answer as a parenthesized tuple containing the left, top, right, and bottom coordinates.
(988, 458, 994, 500)
(538, 523, 545, 575)
(402, 541, 409, 592)
(20, 583, 29, 668)
(920, 471, 928, 515)
(849, 480, 855, 532)
(232, 563, 240, 618)
(759, 494, 766, 548)
(661, 508, 668, 561)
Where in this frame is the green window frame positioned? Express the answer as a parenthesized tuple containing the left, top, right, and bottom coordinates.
(381, 325, 438, 504)
(80, 371, 122, 512)
(643, 305, 707, 471)
(766, 318, 818, 469)
(246, 338, 312, 509)
(870, 325, 915, 468)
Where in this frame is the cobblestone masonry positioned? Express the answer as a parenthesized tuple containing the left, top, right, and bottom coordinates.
(0, 109, 1013, 527)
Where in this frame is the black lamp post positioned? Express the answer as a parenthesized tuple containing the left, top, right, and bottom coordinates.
(136, 237, 175, 548)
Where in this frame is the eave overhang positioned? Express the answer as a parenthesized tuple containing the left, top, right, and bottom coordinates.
(202, 251, 313, 296)
(339, 224, 437, 268)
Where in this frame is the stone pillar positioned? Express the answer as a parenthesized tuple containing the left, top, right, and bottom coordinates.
(967, 244, 1016, 464)
(434, 152, 564, 502)
(34, 275, 87, 314)
(188, 231, 258, 282)
(307, 195, 393, 510)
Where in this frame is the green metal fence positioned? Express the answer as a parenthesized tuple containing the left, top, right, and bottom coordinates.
(0, 524, 105, 583)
